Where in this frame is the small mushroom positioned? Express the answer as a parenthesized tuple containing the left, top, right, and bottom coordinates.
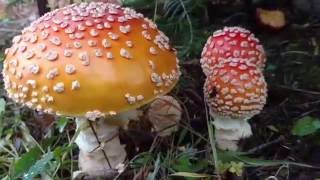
(200, 27, 266, 76)
(204, 58, 267, 151)
(2, 2, 180, 178)
(147, 95, 182, 137)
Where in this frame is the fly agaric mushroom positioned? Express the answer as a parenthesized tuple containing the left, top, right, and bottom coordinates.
(200, 27, 266, 76)
(48, 0, 123, 10)
(2, 2, 180, 177)
(256, 8, 286, 30)
(204, 58, 267, 151)
(147, 95, 182, 137)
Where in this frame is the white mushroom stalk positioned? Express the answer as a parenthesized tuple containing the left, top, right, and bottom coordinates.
(204, 58, 267, 151)
(211, 114, 253, 151)
(75, 117, 126, 178)
(75, 109, 141, 177)
(75, 95, 182, 177)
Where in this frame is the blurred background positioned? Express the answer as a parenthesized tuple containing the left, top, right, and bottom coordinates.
(0, 0, 319, 179)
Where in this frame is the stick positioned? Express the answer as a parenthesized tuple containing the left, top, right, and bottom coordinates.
(87, 119, 113, 169)
(247, 136, 285, 154)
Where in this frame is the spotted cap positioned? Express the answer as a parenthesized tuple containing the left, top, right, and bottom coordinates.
(200, 27, 266, 76)
(2, 2, 180, 119)
(204, 58, 267, 120)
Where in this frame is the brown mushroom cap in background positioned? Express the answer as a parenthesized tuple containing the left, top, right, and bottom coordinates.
(147, 95, 182, 137)
(256, 8, 286, 30)
(2, 2, 180, 118)
(204, 58, 267, 119)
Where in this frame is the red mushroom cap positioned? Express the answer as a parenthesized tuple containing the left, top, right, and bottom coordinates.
(200, 27, 266, 76)
(204, 58, 267, 120)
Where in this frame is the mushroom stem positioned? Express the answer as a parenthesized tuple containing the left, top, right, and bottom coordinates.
(75, 117, 126, 178)
(211, 112, 252, 151)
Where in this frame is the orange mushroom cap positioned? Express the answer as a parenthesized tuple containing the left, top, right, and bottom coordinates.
(200, 27, 266, 76)
(204, 58, 267, 119)
(2, 2, 180, 119)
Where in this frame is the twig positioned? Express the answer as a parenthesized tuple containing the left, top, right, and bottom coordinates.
(0, 28, 21, 33)
(178, 0, 193, 51)
(174, 94, 195, 144)
(277, 85, 320, 95)
(294, 109, 319, 120)
(88, 132, 118, 153)
(222, 12, 247, 24)
(153, 0, 158, 21)
(281, 51, 312, 57)
(88, 120, 113, 169)
(247, 136, 285, 154)
(178, 122, 210, 144)
(204, 95, 221, 180)
(274, 164, 289, 180)
(296, 99, 320, 106)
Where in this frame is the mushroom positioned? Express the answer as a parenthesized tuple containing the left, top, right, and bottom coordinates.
(203, 58, 267, 151)
(2, 2, 180, 178)
(200, 27, 266, 76)
(256, 8, 286, 30)
(147, 95, 182, 137)
(48, 0, 123, 10)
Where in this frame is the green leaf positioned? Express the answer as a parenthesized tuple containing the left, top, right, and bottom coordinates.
(52, 145, 76, 162)
(172, 154, 208, 173)
(170, 172, 211, 178)
(217, 161, 231, 174)
(23, 152, 54, 180)
(53, 147, 63, 160)
(130, 152, 153, 168)
(172, 155, 192, 172)
(12, 147, 42, 178)
(0, 98, 6, 114)
(0, 52, 5, 62)
(218, 151, 317, 169)
(177, 128, 188, 145)
(123, 0, 154, 8)
(266, 64, 277, 72)
(228, 161, 244, 176)
(292, 116, 320, 136)
(56, 117, 69, 133)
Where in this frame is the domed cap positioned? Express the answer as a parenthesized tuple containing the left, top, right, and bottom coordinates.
(204, 58, 267, 120)
(200, 27, 266, 76)
(2, 2, 180, 119)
